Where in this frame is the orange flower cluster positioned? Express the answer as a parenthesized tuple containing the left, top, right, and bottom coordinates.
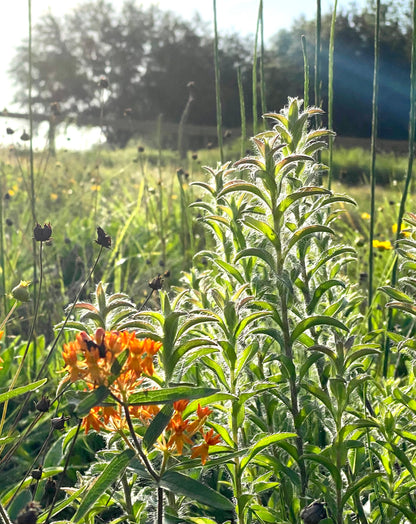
(161, 400, 221, 465)
(62, 329, 221, 465)
(62, 328, 162, 433)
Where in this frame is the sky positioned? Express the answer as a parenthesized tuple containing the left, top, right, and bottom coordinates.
(0, 0, 365, 147)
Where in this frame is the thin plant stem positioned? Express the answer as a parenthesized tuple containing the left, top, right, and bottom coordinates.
(259, 0, 266, 117)
(327, 0, 338, 190)
(0, 504, 12, 524)
(237, 66, 247, 157)
(301, 35, 310, 109)
(314, 0, 322, 109)
(45, 419, 83, 524)
(28, 0, 38, 373)
(213, 0, 224, 163)
(156, 115, 166, 266)
(384, 0, 416, 376)
(368, 0, 381, 333)
(252, 1, 262, 135)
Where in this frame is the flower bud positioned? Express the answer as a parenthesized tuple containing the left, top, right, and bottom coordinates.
(12, 280, 31, 302)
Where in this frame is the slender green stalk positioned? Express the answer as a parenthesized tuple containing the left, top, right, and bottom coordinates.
(259, 0, 266, 116)
(327, 0, 338, 189)
(28, 0, 38, 371)
(368, 0, 381, 332)
(314, 0, 322, 109)
(237, 66, 247, 157)
(384, 0, 416, 376)
(212, 0, 224, 163)
(252, 1, 263, 135)
(156, 114, 166, 266)
(0, 503, 12, 524)
(301, 35, 310, 109)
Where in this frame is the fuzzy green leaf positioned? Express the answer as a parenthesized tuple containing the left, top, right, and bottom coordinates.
(128, 386, 219, 405)
(159, 471, 234, 510)
(290, 316, 348, 343)
(143, 404, 174, 450)
(72, 449, 135, 522)
(306, 280, 345, 314)
(240, 433, 296, 472)
(0, 378, 47, 404)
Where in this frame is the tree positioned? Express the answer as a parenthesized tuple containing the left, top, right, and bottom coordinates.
(10, 0, 252, 147)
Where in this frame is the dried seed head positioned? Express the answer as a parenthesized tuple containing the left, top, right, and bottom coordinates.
(50, 102, 60, 116)
(6, 127, 14, 135)
(95, 226, 111, 248)
(149, 274, 164, 290)
(35, 395, 50, 413)
(20, 130, 30, 141)
(16, 502, 42, 524)
(191, 152, 198, 160)
(98, 76, 109, 89)
(31, 466, 43, 480)
(51, 415, 70, 430)
(137, 145, 145, 153)
(300, 500, 327, 524)
(33, 223, 52, 242)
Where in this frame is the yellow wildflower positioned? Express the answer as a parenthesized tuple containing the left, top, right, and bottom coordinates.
(361, 212, 371, 220)
(373, 239, 393, 251)
(392, 223, 411, 238)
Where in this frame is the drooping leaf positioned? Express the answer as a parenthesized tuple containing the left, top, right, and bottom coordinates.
(290, 316, 348, 343)
(240, 433, 296, 472)
(159, 471, 234, 510)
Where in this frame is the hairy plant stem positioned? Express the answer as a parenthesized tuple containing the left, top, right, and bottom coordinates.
(121, 473, 134, 520)
(122, 402, 162, 523)
(230, 367, 243, 524)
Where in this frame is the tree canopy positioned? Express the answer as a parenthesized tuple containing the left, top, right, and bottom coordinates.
(10, 0, 414, 146)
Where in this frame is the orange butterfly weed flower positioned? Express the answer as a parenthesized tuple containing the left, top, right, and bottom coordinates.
(62, 329, 162, 432)
(191, 428, 222, 465)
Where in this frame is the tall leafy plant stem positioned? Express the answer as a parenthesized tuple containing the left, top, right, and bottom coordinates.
(384, 0, 416, 376)
(237, 67, 247, 157)
(0, 174, 6, 319)
(213, 0, 224, 163)
(327, 0, 338, 189)
(368, 0, 381, 333)
(229, 367, 243, 524)
(301, 35, 309, 108)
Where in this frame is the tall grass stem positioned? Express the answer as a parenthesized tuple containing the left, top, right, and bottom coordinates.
(213, 0, 224, 163)
(368, 0, 381, 332)
(327, 0, 338, 189)
(301, 35, 309, 109)
(384, 0, 416, 376)
(237, 67, 247, 157)
(314, 0, 322, 109)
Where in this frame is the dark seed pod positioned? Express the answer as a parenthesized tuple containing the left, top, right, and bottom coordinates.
(31, 467, 43, 480)
(35, 395, 50, 413)
(16, 501, 42, 524)
(300, 500, 327, 524)
(149, 274, 164, 290)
